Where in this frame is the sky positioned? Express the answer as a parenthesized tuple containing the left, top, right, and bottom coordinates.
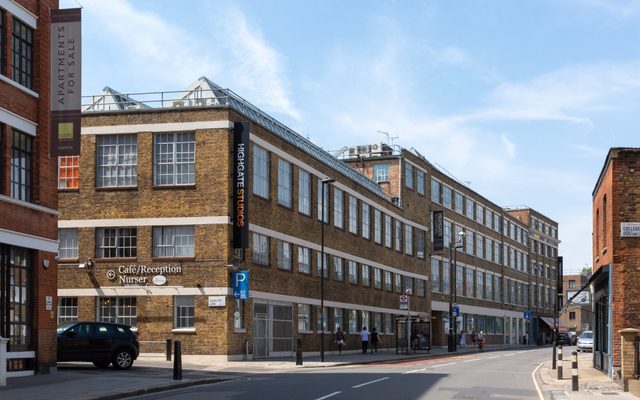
(61, 0, 640, 274)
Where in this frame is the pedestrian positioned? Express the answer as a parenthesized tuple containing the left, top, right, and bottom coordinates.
(478, 330, 485, 352)
(370, 327, 379, 354)
(410, 331, 419, 352)
(460, 331, 467, 348)
(336, 327, 345, 355)
(360, 327, 369, 354)
(471, 331, 477, 348)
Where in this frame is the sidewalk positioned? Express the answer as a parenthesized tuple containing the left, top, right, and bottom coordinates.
(536, 348, 638, 400)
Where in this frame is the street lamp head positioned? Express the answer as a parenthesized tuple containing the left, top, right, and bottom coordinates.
(458, 231, 465, 238)
(321, 177, 335, 184)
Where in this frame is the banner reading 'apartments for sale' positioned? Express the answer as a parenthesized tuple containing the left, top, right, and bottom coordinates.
(50, 8, 81, 156)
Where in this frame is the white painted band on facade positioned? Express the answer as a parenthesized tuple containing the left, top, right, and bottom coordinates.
(58, 216, 229, 228)
(81, 120, 233, 135)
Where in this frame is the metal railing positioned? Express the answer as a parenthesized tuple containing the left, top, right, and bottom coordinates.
(81, 88, 388, 200)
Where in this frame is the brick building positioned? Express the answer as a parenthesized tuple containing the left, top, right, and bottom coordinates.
(344, 147, 559, 347)
(57, 77, 431, 358)
(559, 274, 592, 336)
(0, 0, 60, 375)
(591, 147, 640, 377)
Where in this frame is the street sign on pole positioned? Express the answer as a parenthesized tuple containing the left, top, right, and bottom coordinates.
(524, 310, 531, 320)
(232, 271, 249, 300)
(399, 295, 408, 310)
(452, 306, 460, 317)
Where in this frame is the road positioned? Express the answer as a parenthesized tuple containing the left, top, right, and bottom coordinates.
(131, 348, 549, 400)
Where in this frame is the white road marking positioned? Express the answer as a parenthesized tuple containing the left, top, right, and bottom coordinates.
(462, 358, 481, 362)
(532, 362, 545, 400)
(314, 391, 342, 400)
(431, 362, 457, 368)
(504, 353, 516, 357)
(403, 368, 426, 374)
(352, 377, 389, 388)
(486, 356, 501, 359)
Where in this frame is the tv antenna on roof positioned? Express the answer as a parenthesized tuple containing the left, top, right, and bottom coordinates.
(377, 130, 398, 146)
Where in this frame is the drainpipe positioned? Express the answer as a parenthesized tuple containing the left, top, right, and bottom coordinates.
(608, 266, 613, 379)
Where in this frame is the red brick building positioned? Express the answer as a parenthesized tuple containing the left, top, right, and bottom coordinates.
(0, 0, 60, 375)
(559, 274, 592, 336)
(592, 147, 640, 378)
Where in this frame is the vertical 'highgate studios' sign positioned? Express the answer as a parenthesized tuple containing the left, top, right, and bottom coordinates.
(433, 210, 444, 251)
(233, 122, 250, 248)
(50, 8, 82, 156)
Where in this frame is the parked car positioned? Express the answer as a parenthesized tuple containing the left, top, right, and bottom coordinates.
(57, 321, 139, 369)
(576, 330, 593, 352)
(557, 332, 572, 345)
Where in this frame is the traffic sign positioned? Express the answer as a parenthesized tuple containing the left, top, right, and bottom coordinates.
(232, 271, 249, 300)
(452, 306, 460, 317)
(524, 310, 531, 320)
(400, 295, 408, 302)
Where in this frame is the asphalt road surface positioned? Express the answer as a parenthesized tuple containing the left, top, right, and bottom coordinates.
(132, 348, 549, 400)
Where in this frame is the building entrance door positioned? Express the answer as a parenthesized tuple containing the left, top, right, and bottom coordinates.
(253, 303, 268, 358)
(252, 302, 293, 359)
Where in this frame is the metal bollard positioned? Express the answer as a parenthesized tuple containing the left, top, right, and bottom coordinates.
(572, 351, 579, 391)
(552, 342, 557, 370)
(557, 345, 563, 380)
(296, 338, 303, 365)
(173, 341, 182, 381)
(166, 338, 172, 361)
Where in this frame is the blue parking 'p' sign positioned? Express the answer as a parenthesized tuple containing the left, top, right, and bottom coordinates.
(232, 271, 249, 300)
(524, 310, 531, 320)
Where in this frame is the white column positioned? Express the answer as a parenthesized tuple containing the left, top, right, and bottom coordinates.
(0, 336, 8, 386)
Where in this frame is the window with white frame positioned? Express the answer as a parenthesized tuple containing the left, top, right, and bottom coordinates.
(486, 238, 492, 261)
(476, 234, 483, 258)
(277, 159, 292, 207)
(444, 220, 452, 247)
(384, 270, 393, 291)
(153, 226, 195, 257)
(384, 313, 392, 334)
(58, 228, 78, 259)
(405, 162, 413, 189)
(277, 240, 292, 270)
(404, 276, 413, 294)
(317, 252, 328, 278)
(476, 270, 484, 299)
(417, 169, 425, 195)
(361, 311, 370, 331)
(404, 224, 413, 255)
(374, 313, 383, 333)
(252, 233, 269, 265)
(334, 188, 344, 228)
(348, 309, 358, 333)
(455, 192, 463, 213)
(298, 169, 311, 215)
(96, 228, 137, 258)
(298, 246, 310, 273)
(373, 267, 382, 289)
(374, 209, 382, 244)
(348, 260, 358, 284)
(96, 134, 137, 188)
(485, 273, 493, 300)
(98, 297, 137, 327)
(58, 156, 79, 189)
(174, 296, 194, 328)
(431, 178, 441, 203)
(395, 220, 402, 251)
(333, 256, 344, 281)
(476, 204, 483, 224)
(466, 198, 474, 219)
(362, 203, 370, 239)
(253, 144, 269, 198)
(485, 209, 492, 228)
(385, 215, 392, 248)
(316, 305, 328, 332)
(298, 304, 311, 332)
(494, 242, 500, 264)
(395, 273, 403, 293)
(361, 264, 371, 287)
(466, 268, 474, 298)
(442, 261, 450, 295)
(456, 265, 464, 294)
(154, 132, 195, 186)
(494, 275, 501, 302)
(373, 164, 389, 183)
(465, 231, 474, 255)
(431, 258, 441, 292)
(442, 186, 452, 209)
(334, 308, 343, 332)
(348, 195, 358, 234)
(417, 279, 426, 297)
(416, 229, 425, 259)
(494, 214, 500, 232)
(58, 297, 78, 324)
(318, 180, 330, 222)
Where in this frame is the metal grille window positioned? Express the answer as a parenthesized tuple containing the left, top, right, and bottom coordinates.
(12, 18, 33, 89)
(333, 256, 343, 281)
(298, 304, 310, 332)
(58, 297, 78, 324)
(277, 159, 292, 207)
(58, 156, 79, 189)
(361, 203, 370, 239)
(174, 296, 194, 328)
(58, 228, 78, 259)
(361, 264, 370, 287)
(373, 164, 389, 183)
(276, 240, 291, 270)
(348, 260, 358, 284)
(98, 297, 137, 327)
(252, 233, 269, 265)
(154, 132, 195, 186)
(3, 247, 32, 350)
(333, 188, 343, 229)
(297, 246, 310, 274)
(348, 195, 358, 234)
(153, 226, 194, 257)
(374, 209, 382, 244)
(11, 129, 32, 201)
(405, 162, 413, 189)
(252, 144, 269, 198)
(96, 134, 137, 187)
(298, 169, 311, 215)
(97, 228, 137, 258)
(385, 270, 393, 291)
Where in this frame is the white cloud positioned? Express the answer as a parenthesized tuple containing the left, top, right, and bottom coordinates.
(501, 134, 516, 159)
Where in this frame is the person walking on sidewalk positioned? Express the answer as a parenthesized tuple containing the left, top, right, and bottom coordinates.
(477, 330, 485, 352)
(336, 327, 345, 355)
(471, 331, 477, 348)
(360, 327, 369, 354)
(370, 327, 379, 354)
(460, 331, 467, 348)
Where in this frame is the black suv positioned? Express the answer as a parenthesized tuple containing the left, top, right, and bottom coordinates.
(57, 321, 140, 369)
(557, 332, 572, 346)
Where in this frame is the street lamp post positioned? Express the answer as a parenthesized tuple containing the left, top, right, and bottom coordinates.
(320, 177, 335, 363)
(448, 231, 465, 352)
